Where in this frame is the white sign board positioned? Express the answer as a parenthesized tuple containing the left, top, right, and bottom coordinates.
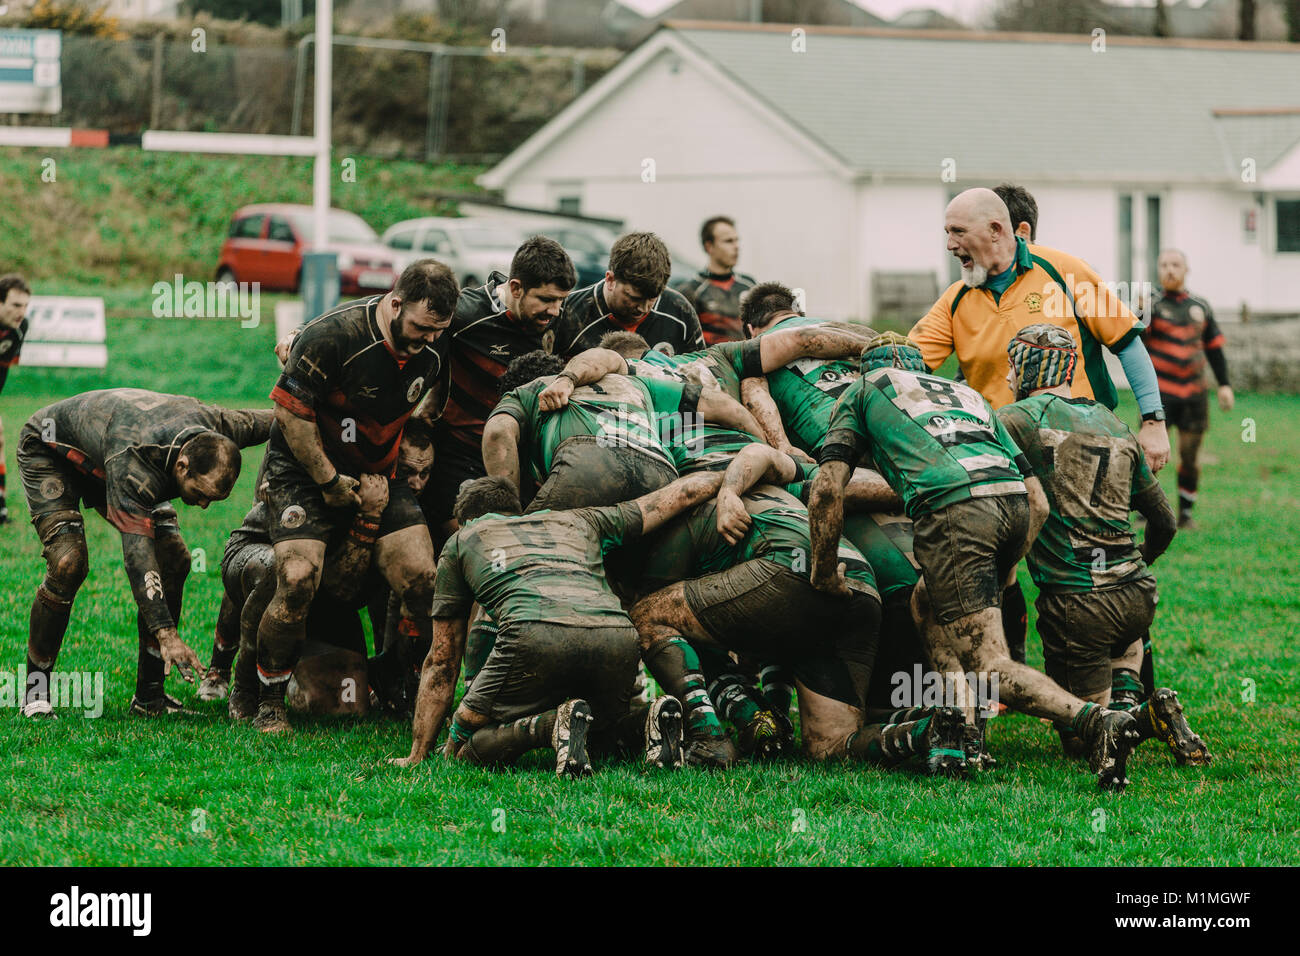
(23, 296, 107, 368)
(0, 29, 62, 114)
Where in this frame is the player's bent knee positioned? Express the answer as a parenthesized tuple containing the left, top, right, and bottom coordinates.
(44, 534, 90, 595)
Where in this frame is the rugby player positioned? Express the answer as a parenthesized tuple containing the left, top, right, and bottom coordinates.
(630, 443, 966, 773)
(391, 470, 730, 775)
(810, 335, 1144, 792)
(0, 273, 32, 525)
(737, 282, 876, 460)
(671, 216, 757, 344)
(421, 237, 575, 542)
(550, 232, 705, 359)
(997, 325, 1211, 764)
(1142, 249, 1233, 530)
(484, 351, 759, 513)
(209, 474, 390, 719)
(909, 187, 1171, 473)
(993, 182, 1038, 242)
(255, 260, 454, 733)
(16, 388, 271, 717)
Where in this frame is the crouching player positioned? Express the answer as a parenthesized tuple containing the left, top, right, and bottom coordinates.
(996, 325, 1211, 764)
(390, 470, 729, 776)
(810, 333, 1143, 792)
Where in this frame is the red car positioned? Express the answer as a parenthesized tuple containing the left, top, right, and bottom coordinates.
(216, 204, 399, 296)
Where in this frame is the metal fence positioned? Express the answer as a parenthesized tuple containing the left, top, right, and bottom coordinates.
(0, 33, 616, 161)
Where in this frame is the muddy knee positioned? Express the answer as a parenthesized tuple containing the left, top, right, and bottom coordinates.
(275, 555, 321, 617)
(40, 519, 89, 598)
(395, 567, 435, 618)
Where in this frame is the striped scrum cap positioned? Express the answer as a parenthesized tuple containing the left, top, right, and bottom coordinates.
(1007, 323, 1077, 400)
(861, 331, 928, 373)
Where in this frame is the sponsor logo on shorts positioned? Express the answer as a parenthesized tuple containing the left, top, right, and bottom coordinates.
(40, 476, 65, 500)
(280, 505, 307, 529)
(406, 377, 425, 403)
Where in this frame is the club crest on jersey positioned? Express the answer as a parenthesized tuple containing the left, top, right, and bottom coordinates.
(1025, 292, 1042, 313)
(280, 505, 306, 529)
(0, 339, 11, 354)
(542, 330, 555, 354)
(406, 377, 425, 403)
(40, 477, 64, 500)
(1189, 304, 1205, 323)
(652, 342, 675, 357)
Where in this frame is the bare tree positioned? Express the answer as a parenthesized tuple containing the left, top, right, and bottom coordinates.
(1239, 0, 1257, 40)
(1287, 0, 1300, 42)
(988, 0, 1120, 35)
(1154, 0, 1169, 37)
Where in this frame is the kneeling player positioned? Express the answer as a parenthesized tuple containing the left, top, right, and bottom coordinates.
(391, 471, 730, 775)
(997, 325, 1211, 765)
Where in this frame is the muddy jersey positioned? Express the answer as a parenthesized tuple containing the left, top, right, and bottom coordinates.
(629, 338, 758, 402)
(551, 280, 705, 359)
(25, 388, 271, 537)
(269, 296, 447, 478)
(1141, 289, 1228, 400)
(672, 270, 757, 345)
(821, 368, 1028, 520)
(490, 373, 696, 484)
(431, 501, 643, 628)
(997, 394, 1156, 593)
(0, 316, 28, 393)
(437, 272, 548, 453)
(761, 316, 862, 455)
(638, 483, 876, 597)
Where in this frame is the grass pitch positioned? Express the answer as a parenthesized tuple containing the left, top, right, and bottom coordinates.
(1, 302, 1297, 866)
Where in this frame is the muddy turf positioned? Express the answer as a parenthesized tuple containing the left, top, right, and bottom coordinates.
(1, 311, 1296, 865)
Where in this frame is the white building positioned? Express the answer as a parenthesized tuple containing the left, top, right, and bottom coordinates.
(479, 22, 1300, 321)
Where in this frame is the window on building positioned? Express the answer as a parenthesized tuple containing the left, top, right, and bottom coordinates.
(1118, 194, 1133, 286)
(1278, 199, 1300, 253)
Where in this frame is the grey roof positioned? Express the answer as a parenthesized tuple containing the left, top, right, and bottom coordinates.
(670, 25, 1300, 182)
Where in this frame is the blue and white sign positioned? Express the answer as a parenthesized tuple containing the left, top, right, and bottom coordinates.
(0, 29, 61, 114)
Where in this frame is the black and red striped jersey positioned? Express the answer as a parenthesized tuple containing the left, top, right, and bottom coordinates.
(0, 316, 28, 393)
(551, 280, 704, 359)
(25, 388, 271, 536)
(269, 296, 448, 477)
(436, 272, 548, 453)
(672, 270, 756, 344)
(1140, 290, 1228, 400)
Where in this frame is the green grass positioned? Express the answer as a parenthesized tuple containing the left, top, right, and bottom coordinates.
(1, 304, 1298, 865)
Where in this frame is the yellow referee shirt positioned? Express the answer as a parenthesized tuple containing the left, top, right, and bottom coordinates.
(909, 238, 1142, 409)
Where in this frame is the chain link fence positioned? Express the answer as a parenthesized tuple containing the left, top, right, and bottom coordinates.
(0, 33, 617, 161)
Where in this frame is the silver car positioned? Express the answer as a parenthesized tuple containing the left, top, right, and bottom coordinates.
(381, 217, 519, 289)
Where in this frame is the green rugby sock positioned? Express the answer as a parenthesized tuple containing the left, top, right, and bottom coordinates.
(645, 637, 723, 738)
(848, 712, 951, 764)
(1110, 668, 1144, 713)
(462, 711, 557, 766)
(709, 672, 765, 727)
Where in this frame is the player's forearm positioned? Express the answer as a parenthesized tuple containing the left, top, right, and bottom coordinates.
(1115, 337, 1164, 417)
(564, 348, 628, 385)
(637, 471, 725, 535)
(1133, 485, 1177, 567)
(698, 389, 763, 439)
(276, 405, 336, 484)
(320, 512, 381, 602)
(1206, 348, 1230, 388)
(223, 408, 275, 447)
(406, 617, 467, 760)
(481, 417, 522, 489)
(723, 443, 795, 498)
(741, 376, 795, 450)
(762, 325, 871, 370)
(1022, 477, 1049, 559)
(843, 468, 903, 512)
(121, 533, 175, 633)
(413, 376, 448, 424)
(808, 461, 850, 578)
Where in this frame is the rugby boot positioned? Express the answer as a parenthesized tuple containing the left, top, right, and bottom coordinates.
(962, 716, 997, 770)
(1140, 688, 1212, 765)
(21, 699, 57, 719)
(1086, 709, 1140, 793)
(130, 693, 200, 717)
(684, 730, 738, 770)
(921, 706, 968, 778)
(553, 698, 595, 778)
(645, 696, 685, 768)
(252, 699, 292, 734)
(198, 666, 230, 702)
(737, 710, 785, 762)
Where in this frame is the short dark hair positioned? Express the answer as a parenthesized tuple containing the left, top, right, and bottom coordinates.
(700, 216, 735, 249)
(740, 281, 800, 337)
(454, 476, 522, 524)
(608, 232, 671, 298)
(597, 331, 649, 359)
(400, 418, 434, 451)
(181, 432, 241, 481)
(395, 259, 459, 319)
(993, 183, 1038, 241)
(499, 350, 565, 396)
(511, 236, 577, 293)
(0, 274, 31, 303)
